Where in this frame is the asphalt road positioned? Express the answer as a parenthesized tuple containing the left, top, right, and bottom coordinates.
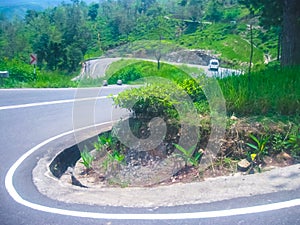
(0, 87, 299, 225)
(76, 57, 242, 80)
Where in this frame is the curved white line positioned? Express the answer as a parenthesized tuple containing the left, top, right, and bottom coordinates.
(5, 123, 300, 220)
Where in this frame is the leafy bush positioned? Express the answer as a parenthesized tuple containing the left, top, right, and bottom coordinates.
(114, 82, 186, 121)
(287, 133, 300, 161)
(180, 78, 206, 102)
(0, 58, 35, 86)
(0, 58, 77, 88)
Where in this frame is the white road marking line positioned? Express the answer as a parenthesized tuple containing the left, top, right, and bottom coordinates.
(0, 96, 114, 111)
(4, 123, 300, 220)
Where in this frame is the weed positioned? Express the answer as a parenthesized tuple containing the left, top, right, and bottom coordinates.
(94, 133, 114, 151)
(110, 150, 126, 164)
(287, 133, 300, 160)
(80, 147, 94, 170)
(246, 134, 269, 163)
(173, 144, 202, 167)
(271, 133, 289, 154)
(219, 66, 300, 116)
(102, 149, 126, 176)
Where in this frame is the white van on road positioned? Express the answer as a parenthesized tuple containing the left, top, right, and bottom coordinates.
(208, 59, 220, 71)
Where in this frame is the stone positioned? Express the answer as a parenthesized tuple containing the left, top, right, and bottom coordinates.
(237, 159, 251, 172)
(277, 152, 292, 160)
(230, 115, 238, 120)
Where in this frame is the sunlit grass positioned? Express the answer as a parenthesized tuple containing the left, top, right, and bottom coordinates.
(219, 66, 300, 115)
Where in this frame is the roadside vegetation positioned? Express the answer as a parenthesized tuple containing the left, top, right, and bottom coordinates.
(1, 0, 299, 187)
(75, 60, 299, 187)
(0, 0, 286, 88)
(0, 59, 77, 88)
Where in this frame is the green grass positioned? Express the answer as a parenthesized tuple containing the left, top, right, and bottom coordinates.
(76, 77, 104, 87)
(105, 59, 141, 77)
(0, 58, 78, 88)
(27, 71, 77, 88)
(106, 60, 192, 85)
(219, 66, 300, 116)
(109, 59, 299, 117)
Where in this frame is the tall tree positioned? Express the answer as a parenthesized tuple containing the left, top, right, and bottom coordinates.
(239, 0, 300, 66)
(281, 0, 300, 66)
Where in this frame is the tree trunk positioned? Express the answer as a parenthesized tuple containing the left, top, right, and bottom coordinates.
(277, 29, 281, 61)
(281, 0, 300, 66)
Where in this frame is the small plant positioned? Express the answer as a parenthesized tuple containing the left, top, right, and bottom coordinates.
(80, 147, 94, 170)
(173, 144, 202, 167)
(102, 150, 125, 175)
(287, 133, 300, 160)
(111, 150, 125, 164)
(94, 133, 114, 151)
(246, 134, 269, 163)
(271, 133, 288, 154)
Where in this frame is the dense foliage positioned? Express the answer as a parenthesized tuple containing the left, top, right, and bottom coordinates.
(0, 0, 298, 88)
(114, 61, 300, 117)
(0, 0, 283, 74)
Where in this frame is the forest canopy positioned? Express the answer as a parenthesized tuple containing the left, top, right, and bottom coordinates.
(0, 0, 299, 73)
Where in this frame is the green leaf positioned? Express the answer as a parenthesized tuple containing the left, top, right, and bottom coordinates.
(246, 143, 258, 150)
(173, 143, 189, 156)
(249, 134, 260, 145)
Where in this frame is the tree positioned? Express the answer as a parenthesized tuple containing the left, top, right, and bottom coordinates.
(239, 0, 300, 66)
(281, 0, 300, 66)
(88, 3, 99, 21)
(186, 0, 205, 22)
(66, 44, 83, 72)
(137, 0, 156, 14)
(147, 9, 173, 69)
(205, 0, 223, 22)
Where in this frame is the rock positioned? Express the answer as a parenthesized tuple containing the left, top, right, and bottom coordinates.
(230, 115, 238, 120)
(277, 152, 292, 160)
(237, 159, 251, 172)
(87, 177, 97, 183)
(276, 152, 294, 164)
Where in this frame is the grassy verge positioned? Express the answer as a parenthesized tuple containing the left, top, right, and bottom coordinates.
(105, 60, 196, 85)
(219, 66, 300, 116)
(0, 59, 77, 88)
(111, 61, 300, 173)
(108, 59, 299, 117)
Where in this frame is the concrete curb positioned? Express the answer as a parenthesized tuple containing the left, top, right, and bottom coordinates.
(33, 123, 300, 208)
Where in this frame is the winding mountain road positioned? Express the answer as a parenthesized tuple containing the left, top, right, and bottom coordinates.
(77, 57, 241, 80)
(0, 59, 299, 225)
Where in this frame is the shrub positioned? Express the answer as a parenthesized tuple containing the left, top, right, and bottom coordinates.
(114, 82, 186, 121)
(0, 58, 35, 85)
(108, 64, 142, 84)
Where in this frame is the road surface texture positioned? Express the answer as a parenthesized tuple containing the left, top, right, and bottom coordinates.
(0, 59, 299, 225)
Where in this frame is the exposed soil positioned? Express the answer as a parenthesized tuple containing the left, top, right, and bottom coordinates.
(69, 117, 297, 188)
